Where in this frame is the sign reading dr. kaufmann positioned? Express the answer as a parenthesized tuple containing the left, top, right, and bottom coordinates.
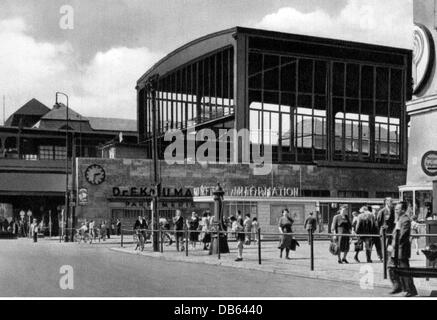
(421, 151, 437, 176)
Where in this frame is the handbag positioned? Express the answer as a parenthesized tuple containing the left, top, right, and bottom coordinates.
(329, 239, 339, 255)
(354, 240, 363, 252)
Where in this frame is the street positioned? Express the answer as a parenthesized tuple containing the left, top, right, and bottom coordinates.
(0, 238, 391, 297)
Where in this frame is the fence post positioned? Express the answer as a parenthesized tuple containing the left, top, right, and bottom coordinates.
(217, 227, 221, 260)
(159, 227, 163, 253)
(258, 228, 261, 265)
(121, 228, 123, 248)
(382, 228, 387, 279)
(310, 229, 314, 271)
(185, 228, 189, 256)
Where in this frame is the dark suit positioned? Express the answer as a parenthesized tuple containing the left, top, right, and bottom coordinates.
(388, 214, 417, 295)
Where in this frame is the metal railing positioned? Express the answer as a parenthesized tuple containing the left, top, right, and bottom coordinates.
(118, 227, 437, 278)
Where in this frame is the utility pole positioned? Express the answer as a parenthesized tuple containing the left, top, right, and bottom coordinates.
(56, 92, 69, 242)
(146, 75, 160, 252)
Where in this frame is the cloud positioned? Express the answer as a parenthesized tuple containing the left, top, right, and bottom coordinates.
(255, 0, 413, 49)
(76, 47, 162, 118)
(0, 17, 162, 121)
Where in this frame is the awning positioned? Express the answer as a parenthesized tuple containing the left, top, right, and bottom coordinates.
(0, 172, 70, 195)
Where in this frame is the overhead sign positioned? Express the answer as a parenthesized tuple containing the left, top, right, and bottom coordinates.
(421, 151, 437, 176)
(413, 23, 435, 95)
(193, 185, 299, 197)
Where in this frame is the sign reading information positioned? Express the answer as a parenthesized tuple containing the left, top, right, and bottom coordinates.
(193, 185, 299, 198)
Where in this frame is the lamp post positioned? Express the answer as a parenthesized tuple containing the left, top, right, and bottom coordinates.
(210, 183, 230, 254)
(56, 92, 69, 242)
(145, 75, 160, 252)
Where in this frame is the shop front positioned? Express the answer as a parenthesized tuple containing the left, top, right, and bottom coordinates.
(75, 158, 391, 237)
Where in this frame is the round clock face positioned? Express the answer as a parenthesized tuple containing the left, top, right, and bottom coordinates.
(85, 164, 106, 185)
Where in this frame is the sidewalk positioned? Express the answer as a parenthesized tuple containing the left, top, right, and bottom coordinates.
(111, 239, 437, 296)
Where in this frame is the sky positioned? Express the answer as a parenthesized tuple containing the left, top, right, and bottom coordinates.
(0, 0, 413, 121)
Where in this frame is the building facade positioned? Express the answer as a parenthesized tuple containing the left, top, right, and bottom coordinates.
(0, 99, 137, 235)
(399, 0, 437, 221)
(74, 27, 412, 234)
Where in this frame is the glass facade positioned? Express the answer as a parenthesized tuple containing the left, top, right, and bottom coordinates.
(142, 46, 235, 139)
(247, 48, 404, 164)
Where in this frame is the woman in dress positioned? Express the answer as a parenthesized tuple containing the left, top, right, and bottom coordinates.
(331, 205, 352, 264)
(230, 214, 245, 261)
(200, 211, 211, 250)
(278, 208, 294, 259)
(187, 212, 200, 249)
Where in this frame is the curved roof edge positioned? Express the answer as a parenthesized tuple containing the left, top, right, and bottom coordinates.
(136, 26, 412, 88)
(137, 27, 237, 87)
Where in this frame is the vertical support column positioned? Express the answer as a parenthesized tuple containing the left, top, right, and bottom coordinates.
(233, 32, 249, 163)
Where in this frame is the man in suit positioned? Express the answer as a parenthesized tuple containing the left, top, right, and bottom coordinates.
(377, 197, 395, 245)
(355, 206, 375, 263)
(388, 201, 418, 297)
(173, 209, 185, 251)
(304, 211, 317, 244)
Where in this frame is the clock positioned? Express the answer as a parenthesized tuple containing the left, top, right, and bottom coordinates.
(85, 164, 106, 185)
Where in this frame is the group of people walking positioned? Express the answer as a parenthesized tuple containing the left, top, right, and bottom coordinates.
(331, 197, 418, 297)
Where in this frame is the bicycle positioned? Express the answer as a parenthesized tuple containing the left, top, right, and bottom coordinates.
(74, 229, 91, 244)
(134, 229, 145, 251)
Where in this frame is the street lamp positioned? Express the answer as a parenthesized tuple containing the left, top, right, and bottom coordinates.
(210, 183, 230, 254)
(145, 75, 160, 252)
(56, 92, 69, 242)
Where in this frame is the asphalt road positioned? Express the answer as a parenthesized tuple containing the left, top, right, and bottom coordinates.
(0, 238, 390, 297)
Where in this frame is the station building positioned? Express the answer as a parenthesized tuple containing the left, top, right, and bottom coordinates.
(0, 98, 137, 234)
(74, 27, 412, 234)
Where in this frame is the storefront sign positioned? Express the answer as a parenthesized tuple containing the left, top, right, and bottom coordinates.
(193, 185, 299, 198)
(112, 186, 193, 198)
(422, 151, 437, 176)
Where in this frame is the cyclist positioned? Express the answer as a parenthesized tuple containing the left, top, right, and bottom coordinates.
(77, 222, 89, 243)
(133, 216, 148, 251)
(159, 216, 173, 246)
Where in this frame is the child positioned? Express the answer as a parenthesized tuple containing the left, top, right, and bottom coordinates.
(252, 217, 260, 244)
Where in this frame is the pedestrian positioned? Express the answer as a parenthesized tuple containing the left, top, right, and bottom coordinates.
(278, 208, 294, 260)
(243, 213, 252, 245)
(230, 215, 244, 261)
(388, 201, 418, 297)
(187, 212, 200, 249)
(370, 205, 383, 261)
(30, 218, 38, 243)
(116, 218, 121, 236)
(173, 209, 185, 251)
(89, 220, 95, 242)
(200, 211, 211, 250)
(106, 220, 111, 239)
(411, 215, 420, 255)
(377, 197, 396, 247)
(159, 216, 173, 245)
(304, 211, 317, 244)
(354, 206, 375, 263)
(100, 220, 107, 241)
(316, 211, 324, 232)
(252, 217, 260, 244)
(331, 205, 352, 264)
